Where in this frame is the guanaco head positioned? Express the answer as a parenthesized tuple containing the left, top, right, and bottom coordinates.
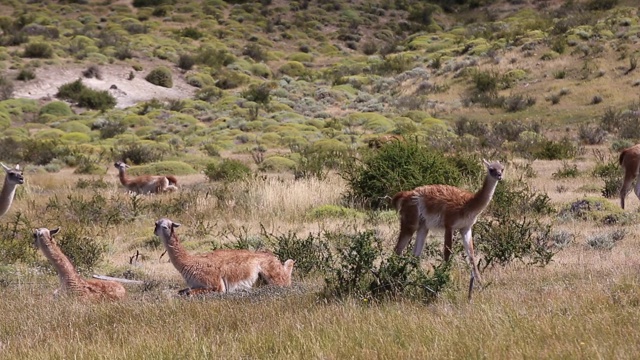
(154, 218, 181, 242)
(33, 227, 61, 250)
(113, 161, 130, 171)
(483, 159, 504, 181)
(1, 163, 24, 185)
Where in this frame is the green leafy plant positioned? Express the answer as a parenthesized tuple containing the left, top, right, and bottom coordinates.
(204, 159, 252, 182)
(145, 66, 173, 88)
(342, 140, 462, 209)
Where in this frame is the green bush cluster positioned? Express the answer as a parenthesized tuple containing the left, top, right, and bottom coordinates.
(342, 140, 463, 209)
(145, 67, 173, 88)
(204, 159, 252, 182)
(56, 79, 116, 111)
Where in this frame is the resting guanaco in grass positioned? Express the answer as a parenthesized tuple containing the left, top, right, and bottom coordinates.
(154, 218, 295, 296)
(33, 227, 126, 301)
(392, 159, 504, 299)
(114, 161, 178, 194)
(618, 143, 640, 209)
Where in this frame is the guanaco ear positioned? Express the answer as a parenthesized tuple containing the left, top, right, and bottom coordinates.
(1, 163, 10, 172)
(50, 227, 61, 236)
(172, 222, 181, 228)
(482, 158, 490, 167)
(14, 164, 20, 171)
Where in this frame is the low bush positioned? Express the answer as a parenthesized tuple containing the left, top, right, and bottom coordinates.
(23, 42, 53, 58)
(115, 143, 167, 165)
(56, 79, 116, 111)
(552, 161, 579, 179)
(592, 158, 622, 198)
(55, 225, 107, 273)
(342, 140, 462, 209)
(204, 159, 252, 182)
(145, 67, 173, 88)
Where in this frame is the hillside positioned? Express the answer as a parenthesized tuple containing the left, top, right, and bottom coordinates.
(0, 0, 638, 171)
(2, 1, 640, 358)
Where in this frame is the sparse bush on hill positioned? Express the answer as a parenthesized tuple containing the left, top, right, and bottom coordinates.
(0, 213, 36, 264)
(56, 79, 116, 111)
(578, 124, 607, 145)
(205, 159, 252, 182)
(23, 42, 53, 58)
(177, 53, 195, 71)
(0, 76, 14, 101)
(342, 140, 463, 209)
(242, 43, 267, 62)
(593, 158, 622, 198)
(145, 66, 173, 88)
(196, 46, 235, 69)
(54, 225, 107, 273)
(552, 161, 579, 179)
(82, 65, 102, 80)
(39, 101, 73, 119)
(319, 229, 451, 303)
(115, 143, 166, 165)
(241, 83, 271, 105)
(16, 68, 35, 81)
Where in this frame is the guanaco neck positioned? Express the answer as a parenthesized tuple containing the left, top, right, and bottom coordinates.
(39, 242, 87, 291)
(164, 231, 191, 271)
(0, 177, 18, 217)
(465, 174, 499, 215)
(117, 168, 131, 187)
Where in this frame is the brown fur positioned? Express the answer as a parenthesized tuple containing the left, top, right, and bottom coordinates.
(393, 159, 504, 299)
(154, 218, 295, 296)
(114, 161, 178, 194)
(33, 227, 126, 301)
(618, 144, 640, 209)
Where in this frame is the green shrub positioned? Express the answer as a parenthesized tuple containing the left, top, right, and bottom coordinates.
(39, 101, 73, 118)
(263, 229, 327, 279)
(306, 205, 362, 220)
(474, 176, 557, 271)
(278, 61, 307, 77)
(320, 229, 451, 302)
(145, 66, 173, 88)
(0, 76, 14, 101)
(0, 213, 37, 264)
(178, 54, 195, 71)
(96, 119, 127, 139)
(23, 42, 53, 58)
(115, 143, 166, 165)
(258, 156, 296, 172)
(593, 158, 622, 198)
(77, 90, 116, 111)
(204, 159, 252, 182)
(16, 68, 35, 81)
(56, 79, 116, 111)
(552, 161, 579, 179)
(586, 229, 625, 250)
(534, 137, 579, 160)
(342, 140, 462, 209)
(56, 79, 85, 101)
(241, 83, 271, 105)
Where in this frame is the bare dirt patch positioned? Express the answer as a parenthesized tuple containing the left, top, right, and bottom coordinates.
(12, 63, 196, 109)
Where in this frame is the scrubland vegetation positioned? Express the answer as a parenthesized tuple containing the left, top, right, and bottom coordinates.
(1, 0, 640, 358)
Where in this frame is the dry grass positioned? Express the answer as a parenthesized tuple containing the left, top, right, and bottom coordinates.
(1, 150, 640, 359)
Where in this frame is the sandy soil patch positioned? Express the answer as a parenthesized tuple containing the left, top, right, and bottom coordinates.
(12, 63, 196, 109)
